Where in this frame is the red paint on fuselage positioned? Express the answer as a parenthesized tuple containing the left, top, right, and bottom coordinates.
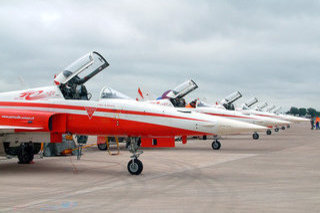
(0, 101, 211, 138)
(65, 114, 207, 137)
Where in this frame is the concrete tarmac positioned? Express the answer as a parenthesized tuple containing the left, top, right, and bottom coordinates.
(0, 123, 319, 212)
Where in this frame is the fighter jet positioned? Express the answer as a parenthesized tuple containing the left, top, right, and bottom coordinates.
(143, 80, 285, 149)
(220, 91, 243, 110)
(238, 103, 309, 131)
(0, 51, 266, 175)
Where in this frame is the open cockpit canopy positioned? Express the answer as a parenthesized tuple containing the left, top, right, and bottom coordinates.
(255, 102, 268, 111)
(220, 91, 242, 110)
(54, 51, 109, 86)
(159, 80, 198, 99)
(244, 97, 258, 108)
(156, 80, 198, 108)
(221, 91, 242, 105)
(54, 51, 109, 100)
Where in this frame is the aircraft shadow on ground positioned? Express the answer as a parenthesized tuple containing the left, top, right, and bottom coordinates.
(0, 159, 125, 176)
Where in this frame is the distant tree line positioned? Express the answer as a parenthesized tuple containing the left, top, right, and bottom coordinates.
(287, 107, 320, 117)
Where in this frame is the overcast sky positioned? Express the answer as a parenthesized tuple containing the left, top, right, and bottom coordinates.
(0, 0, 319, 110)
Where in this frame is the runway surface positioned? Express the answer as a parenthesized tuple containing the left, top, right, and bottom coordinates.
(0, 123, 319, 212)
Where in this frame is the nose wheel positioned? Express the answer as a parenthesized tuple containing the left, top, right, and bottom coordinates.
(127, 159, 143, 175)
(253, 132, 259, 140)
(212, 140, 221, 150)
(266, 129, 272, 135)
(127, 137, 143, 175)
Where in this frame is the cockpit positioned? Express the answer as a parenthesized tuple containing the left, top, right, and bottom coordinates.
(99, 87, 132, 100)
(54, 51, 109, 100)
(255, 102, 268, 111)
(220, 91, 242, 111)
(157, 80, 198, 108)
(242, 97, 258, 110)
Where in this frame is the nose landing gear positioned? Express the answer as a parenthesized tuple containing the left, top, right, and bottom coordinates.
(212, 140, 221, 150)
(266, 129, 272, 135)
(127, 159, 143, 175)
(127, 137, 143, 175)
(253, 132, 260, 140)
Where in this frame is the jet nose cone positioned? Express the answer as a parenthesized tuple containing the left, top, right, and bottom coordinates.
(217, 119, 267, 135)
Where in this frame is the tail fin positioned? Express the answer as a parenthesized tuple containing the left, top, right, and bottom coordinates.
(138, 87, 144, 100)
(137, 87, 155, 101)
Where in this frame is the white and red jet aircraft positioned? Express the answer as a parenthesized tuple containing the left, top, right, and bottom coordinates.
(0, 51, 266, 175)
(139, 80, 288, 149)
(236, 100, 310, 131)
(239, 107, 310, 131)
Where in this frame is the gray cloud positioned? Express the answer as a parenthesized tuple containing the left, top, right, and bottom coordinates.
(0, 0, 319, 110)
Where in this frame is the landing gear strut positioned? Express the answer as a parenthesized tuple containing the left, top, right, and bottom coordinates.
(253, 132, 259, 140)
(266, 129, 272, 135)
(76, 135, 88, 160)
(212, 140, 221, 150)
(18, 142, 34, 164)
(127, 137, 143, 175)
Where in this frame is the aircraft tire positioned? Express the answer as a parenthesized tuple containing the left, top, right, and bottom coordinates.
(212, 141, 221, 150)
(266, 130, 272, 135)
(3, 142, 19, 155)
(287, 125, 291, 129)
(97, 143, 108, 151)
(281, 126, 286, 130)
(18, 143, 34, 164)
(253, 133, 259, 140)
(275, 128, 279, 132)
(127, 159, 143, 175)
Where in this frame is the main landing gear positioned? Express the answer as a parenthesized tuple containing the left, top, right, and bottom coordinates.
(253, 132, 259, 140)
(287, 125, 291, 129)
(126, 137, 143, 175)
(18, 142, 34, 164)
(266, 129, 272, 135)
(98, 143, 108, 151)
(212, 139, 221, 150)
(274, 128, 279, 132)
(281, 126, 286, 130)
